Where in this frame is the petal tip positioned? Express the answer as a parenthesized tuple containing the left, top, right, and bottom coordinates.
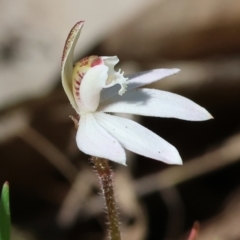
(199, 108, 214, 121)
(152, 68, 181, 80)
(173, 68, 181, 73)
(164, 147, 183, 165)
(108, 154, 127, 165)
(209, 113, 214, 119)
(118, 160, 127, 166)
(169, 154, 183, 165)
(175, 159, 183, 165)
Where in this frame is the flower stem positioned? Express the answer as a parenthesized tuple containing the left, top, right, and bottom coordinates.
(92, 157, 121, 240)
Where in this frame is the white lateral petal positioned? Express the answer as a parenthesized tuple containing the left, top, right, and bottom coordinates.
(127, 68, 180, 90)
(100, 68, 180, 102)
(99, 89, 213, 121)
(61, 21, 84, 113)
(95, 113, 182, 165)
(76, 113, 126, 164)
(79, 65, 108, 112)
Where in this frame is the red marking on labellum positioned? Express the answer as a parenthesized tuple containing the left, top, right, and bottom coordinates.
(72, 55, 102, 103)
(91, 57, 103, 67)
(79, 57, 90, 67)
(77, 72, 84, 79)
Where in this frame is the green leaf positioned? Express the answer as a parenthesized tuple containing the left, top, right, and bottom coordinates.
(0, 182, 11, 240)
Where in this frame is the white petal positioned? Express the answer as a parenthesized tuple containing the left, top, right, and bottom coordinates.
(100, 68, 180, 102)
(99, 89, 213, 121)
(126, 68, 180, 90)
(79, 65, 108, 112)
(95, 112, 182, 165)
(76, 113, 126, 164)
(61, 21, 84, 113)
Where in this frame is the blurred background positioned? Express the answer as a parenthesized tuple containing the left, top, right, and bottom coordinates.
(0, 0, 240, 239)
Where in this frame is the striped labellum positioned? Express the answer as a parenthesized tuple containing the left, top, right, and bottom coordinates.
(72, 56, 103, 102)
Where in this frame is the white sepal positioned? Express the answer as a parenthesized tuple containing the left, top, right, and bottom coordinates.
(95, 112, 182, 165)
(76, 113, 126, 164)
(99, 88, 213, 121)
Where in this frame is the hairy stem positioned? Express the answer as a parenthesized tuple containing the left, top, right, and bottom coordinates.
(92, 157, 121, 240)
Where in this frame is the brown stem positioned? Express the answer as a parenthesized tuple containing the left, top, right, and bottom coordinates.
(92, 157, 121, 240)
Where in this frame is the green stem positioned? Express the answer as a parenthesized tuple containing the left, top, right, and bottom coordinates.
(92, 157, 121, 240)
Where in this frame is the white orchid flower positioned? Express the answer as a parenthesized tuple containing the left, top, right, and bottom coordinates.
(61, 21, 212, 166)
